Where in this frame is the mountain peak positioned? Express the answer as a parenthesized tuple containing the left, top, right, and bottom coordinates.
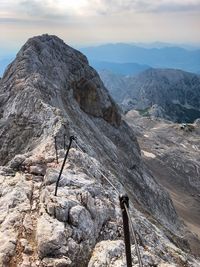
(0, 35, 121, 164)
(19, 34, 80, 59)
(3, 34, 88, 82)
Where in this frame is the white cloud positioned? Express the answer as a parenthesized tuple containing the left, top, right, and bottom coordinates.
(0, 0, 200, 48)
(146, 0, 200, 12)
(0, 0, 86, 21)
(87, 0, 200, 14)
(1, 0, 200, 22)
(18, 0, 88, 17)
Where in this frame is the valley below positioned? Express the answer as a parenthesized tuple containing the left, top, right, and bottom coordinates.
(125, 110, 200, 254)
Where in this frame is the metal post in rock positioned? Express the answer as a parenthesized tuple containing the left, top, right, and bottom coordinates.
(54, 136, 59, 164)
(119, 194, 132, 267)
(64, 134, 66, 150)
(54, 136, 75, 196)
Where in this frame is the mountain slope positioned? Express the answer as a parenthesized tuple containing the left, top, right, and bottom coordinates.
(0, 34, 179, 231)
(97, 70, 129, 103)
(99, 68, 200, 123)
(125, 110, 200, 255)
(0, 35, 199, 266)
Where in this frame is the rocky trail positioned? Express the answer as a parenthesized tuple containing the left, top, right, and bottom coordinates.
(1, 146, 200, 267)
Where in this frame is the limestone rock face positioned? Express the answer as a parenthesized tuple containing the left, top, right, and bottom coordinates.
(73, 77, 121, 127)
(194, 118, 200, 126)
(148, 104, 166, 118)
(0, 35, 199, 266)
(88, 240, 178, 267)
(36, 167, 121, 266)
(0, 34, 179, 234)
(1, 151, 199, 267)
(0, 172, 32, 266)
(0, 34, 120, 165)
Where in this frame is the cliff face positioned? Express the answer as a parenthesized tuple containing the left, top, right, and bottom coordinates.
(0, 35, 199, 266)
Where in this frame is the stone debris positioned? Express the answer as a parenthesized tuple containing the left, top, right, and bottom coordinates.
(88, 240, 180, 267)
(1, 158, 199, 266)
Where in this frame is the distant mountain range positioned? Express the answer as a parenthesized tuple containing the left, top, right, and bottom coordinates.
(89, 60, 150, 76)
(81, 43, 200, 74)
(128, 41, 200, 50)
(99, 68, 200, 123)
(1, 42, 200, 77)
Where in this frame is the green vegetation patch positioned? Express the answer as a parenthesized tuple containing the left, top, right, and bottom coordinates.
(136, 108, 150, 117)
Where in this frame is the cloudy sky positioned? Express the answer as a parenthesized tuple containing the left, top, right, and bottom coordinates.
(1, 0, 200, 53)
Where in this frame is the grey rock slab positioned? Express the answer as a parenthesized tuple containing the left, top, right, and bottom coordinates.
(36, 213, 66, 258)
(41, 257, 72, 267)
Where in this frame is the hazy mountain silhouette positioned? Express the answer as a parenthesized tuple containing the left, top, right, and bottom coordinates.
(99, 68, 200, 123)
(89, 60, 150, 75)
(81, 43, 200, 74)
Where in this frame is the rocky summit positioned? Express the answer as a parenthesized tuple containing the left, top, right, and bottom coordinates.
(0, 34, 200, 267)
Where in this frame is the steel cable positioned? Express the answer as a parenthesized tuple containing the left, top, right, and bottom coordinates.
(124, 203, 143, 267)
(74, 138, 143, 267)
(74, 140, 121, 195)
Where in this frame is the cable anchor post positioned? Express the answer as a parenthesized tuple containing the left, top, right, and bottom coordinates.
(54, 135, 75, 196)
(54, 136, 59, 164)
(63, 134, 66, 150)
(119, 194, 132, 267)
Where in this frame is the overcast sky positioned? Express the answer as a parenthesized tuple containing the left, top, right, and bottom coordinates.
(1, 0, 200, 53)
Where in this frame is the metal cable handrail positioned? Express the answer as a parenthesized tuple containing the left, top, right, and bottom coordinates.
(54, 135, 143, 267)
(74, 140, 121, 195)
(74, 138, 143, 267)
(124, 203, 143, 267)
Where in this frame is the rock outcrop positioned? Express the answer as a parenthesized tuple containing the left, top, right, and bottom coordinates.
(0, 35, 199, 266)
(0, 34, 121, 165)
(1, 150, 199, 266)
(0, 34, 178, 230)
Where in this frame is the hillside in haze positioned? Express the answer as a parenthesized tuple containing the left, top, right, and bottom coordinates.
(88, 60, 150, 76)
(99, 68, 200, 123)
(2, 42, 200, 77)
(81, 43, 200, 74)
